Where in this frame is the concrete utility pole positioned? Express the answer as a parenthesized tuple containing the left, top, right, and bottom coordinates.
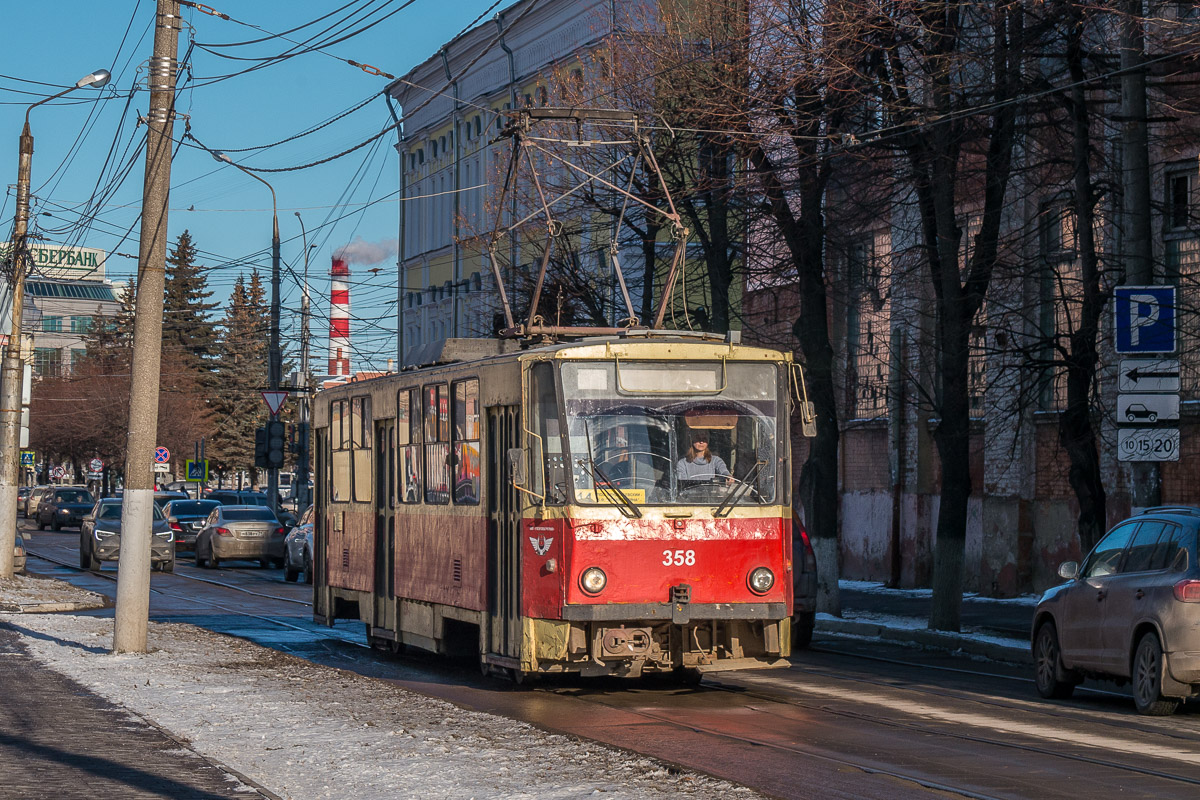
(1121, 0, 1160, 508)
(295, 212, 313, 512)
(113, 0, 180, 653)
(0, 68, 110, 580)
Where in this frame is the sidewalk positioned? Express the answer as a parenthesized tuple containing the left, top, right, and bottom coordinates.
(818, 580, 1036, 664)
(0, 575, 762, 800)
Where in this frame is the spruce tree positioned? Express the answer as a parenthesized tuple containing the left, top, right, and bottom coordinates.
(209, 273, 269, 474)
(163, 230, 219, 376)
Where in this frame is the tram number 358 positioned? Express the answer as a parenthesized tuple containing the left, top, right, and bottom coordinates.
(663, 549, 696, 566)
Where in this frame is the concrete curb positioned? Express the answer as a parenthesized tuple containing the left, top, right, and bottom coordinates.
(0, 600, 108, 614)
(816, 617, 1032, 665)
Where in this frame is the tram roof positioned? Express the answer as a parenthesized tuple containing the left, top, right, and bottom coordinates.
(391, 331, 790, 373)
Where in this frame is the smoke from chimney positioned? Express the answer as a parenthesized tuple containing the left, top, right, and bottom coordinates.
(333, 237, 397, 266)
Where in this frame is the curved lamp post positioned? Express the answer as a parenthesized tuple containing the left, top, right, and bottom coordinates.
(211, 151, 282, 513)
(0, 69, 111, 580)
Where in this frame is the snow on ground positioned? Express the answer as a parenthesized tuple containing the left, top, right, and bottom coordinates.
(840, 579, 1040, 606)
(0, 573, 107, 609)
(5, 613, 762, 800)
(820, 610, 1030, 650)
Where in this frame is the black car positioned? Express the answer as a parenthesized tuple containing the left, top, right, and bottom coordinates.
(37, 487, 96, 531)
(163, 499, 221, 553)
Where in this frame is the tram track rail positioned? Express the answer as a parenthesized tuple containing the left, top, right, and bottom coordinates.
(22, 542, 1200, 797)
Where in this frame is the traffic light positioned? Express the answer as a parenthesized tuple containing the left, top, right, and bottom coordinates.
(266, 419, 287, 469)
(254, 427, 268, 469)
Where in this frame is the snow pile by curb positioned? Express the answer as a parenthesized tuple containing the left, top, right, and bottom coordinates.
(0, 573, 108, 612)
(6, 614, 762, 800)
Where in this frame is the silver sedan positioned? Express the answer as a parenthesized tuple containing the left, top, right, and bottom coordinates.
(78, 498, 175, 572)
(194, 505, 287, 569)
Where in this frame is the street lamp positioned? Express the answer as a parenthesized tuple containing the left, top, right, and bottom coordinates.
(0, 68, 111, 580)
(211, 151, 283, 514)
(294, 211, 315, 511)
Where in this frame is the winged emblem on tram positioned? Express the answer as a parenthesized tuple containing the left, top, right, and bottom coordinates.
(529, 535, 553, 556)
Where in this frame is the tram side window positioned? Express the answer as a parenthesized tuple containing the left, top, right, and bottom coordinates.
(530, 362, 566, 504)
(424, 384, 450, 504)
(397, 389, 422, 504)
(452, 379, 480, 505)
(330, 399, 351, 502)
(350, 396, 373, 502)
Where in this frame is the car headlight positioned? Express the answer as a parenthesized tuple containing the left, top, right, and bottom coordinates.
(580, 567, 607, 595)
(748, 567, 775, 594)
(58, 508, 69, 515)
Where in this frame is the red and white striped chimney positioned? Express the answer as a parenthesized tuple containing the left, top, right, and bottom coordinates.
(329, 257, 350, 376)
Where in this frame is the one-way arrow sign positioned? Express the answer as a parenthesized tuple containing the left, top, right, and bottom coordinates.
(1119, 359, 1181, 393)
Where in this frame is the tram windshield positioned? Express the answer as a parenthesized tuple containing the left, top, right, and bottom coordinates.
(560, 361, 782, 508)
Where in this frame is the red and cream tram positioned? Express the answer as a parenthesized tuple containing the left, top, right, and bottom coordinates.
(312, 333, 816, 679)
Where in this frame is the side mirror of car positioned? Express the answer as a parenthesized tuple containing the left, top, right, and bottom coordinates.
(82, 516, 94, 524)
(1057, 561, 1079, 580)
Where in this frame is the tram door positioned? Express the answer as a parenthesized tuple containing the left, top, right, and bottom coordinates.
(373, 420, 395, 630)
(486, 405, 522, 659)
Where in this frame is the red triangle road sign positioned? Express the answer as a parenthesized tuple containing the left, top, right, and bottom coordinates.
(262, 391, 289, 415)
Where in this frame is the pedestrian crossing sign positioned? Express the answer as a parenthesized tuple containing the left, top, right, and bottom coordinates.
(185, 459, 208, 482)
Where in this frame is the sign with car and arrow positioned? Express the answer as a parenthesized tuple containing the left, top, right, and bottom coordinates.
(1113, 287, 1180, 462)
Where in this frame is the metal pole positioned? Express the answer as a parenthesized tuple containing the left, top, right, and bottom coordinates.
(1, 70, 111, 580)
(295, 212, 312, 511)
(113, 0, 179, 653)
(1121, 0, 1160, 508)
(211, 152, 279, 514)
(268, 212, 281, 516)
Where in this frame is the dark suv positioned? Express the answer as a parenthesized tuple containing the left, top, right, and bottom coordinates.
(37, 488, 95, 530)
(1033, 506, 1200, 715)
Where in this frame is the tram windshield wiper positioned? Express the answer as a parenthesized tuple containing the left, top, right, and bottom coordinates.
(713, 460, 765, 518)
(580, 421, 642, 519)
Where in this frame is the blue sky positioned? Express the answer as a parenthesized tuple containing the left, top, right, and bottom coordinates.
(2, 0, 506, 372)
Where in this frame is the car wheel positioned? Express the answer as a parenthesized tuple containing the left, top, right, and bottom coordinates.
(1034, 622, 1078, 700)
(792, 612, 815, 650)
(284, 564, 299, 582)
(1126, 413, 1136, 422)
(79, 543, 90, 570)
(52, 520, 60, 531)
(1133, 632, 1179, 716)
(161, 559, 174, 574)
(1148, 412, 1158, 423)
(303, 553, 313, 585)
(209, 554, 220, 570)
(37, 518, 45, 531)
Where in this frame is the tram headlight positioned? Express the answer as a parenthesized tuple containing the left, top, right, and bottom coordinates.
(580, 567, 607, 595)
(747, 567, 775, 594)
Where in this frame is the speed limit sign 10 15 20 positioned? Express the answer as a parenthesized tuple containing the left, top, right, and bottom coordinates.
(1117, 428, 1180, 462)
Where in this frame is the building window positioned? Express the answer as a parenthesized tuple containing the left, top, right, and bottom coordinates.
(33, 347, 61, 378)
(846, 235, 891, 419)
(70, 348, 86, 373)
(474, 116, 482, 137)
(71, 316, 92, 333)
(1167, 169, 1195, 232)
(1039, 201, 1081, 409)
(41, 316, 62, 333)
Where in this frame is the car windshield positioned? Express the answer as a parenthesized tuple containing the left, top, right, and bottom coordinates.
(223, 508, 276, 521)
(560, 361, 782, 508)
(55, 490, 92, 503)
(98, 502, 165, 521)
(170, 501, 219, 515)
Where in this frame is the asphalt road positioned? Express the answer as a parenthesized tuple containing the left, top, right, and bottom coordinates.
(20, 520, 1200, 800)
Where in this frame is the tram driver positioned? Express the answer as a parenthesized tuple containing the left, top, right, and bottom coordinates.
(676, 429, 732, 487)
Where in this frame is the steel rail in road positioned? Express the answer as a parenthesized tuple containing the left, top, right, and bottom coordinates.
(22, 548, 360, 649)
(689, 661, 1200, 790)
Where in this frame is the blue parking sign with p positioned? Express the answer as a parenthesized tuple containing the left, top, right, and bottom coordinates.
(1114, 286, 1176, 354)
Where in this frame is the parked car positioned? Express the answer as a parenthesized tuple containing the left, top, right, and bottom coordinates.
(162, 499, 220, 553)
(205, 490, 270, 507)
(24, 486, 51, 518)
(153, 491, 189, 510)
(1032, 506, 1200, 715)
(36, 487, 95, 531)
(13, 530, 26, 574)
(791, 513, 819, 649)
(17, 486, 30, 507)
(79, 498, 174, 572)
(194, 505, 287, 569)
(283, 505, 314, 583)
